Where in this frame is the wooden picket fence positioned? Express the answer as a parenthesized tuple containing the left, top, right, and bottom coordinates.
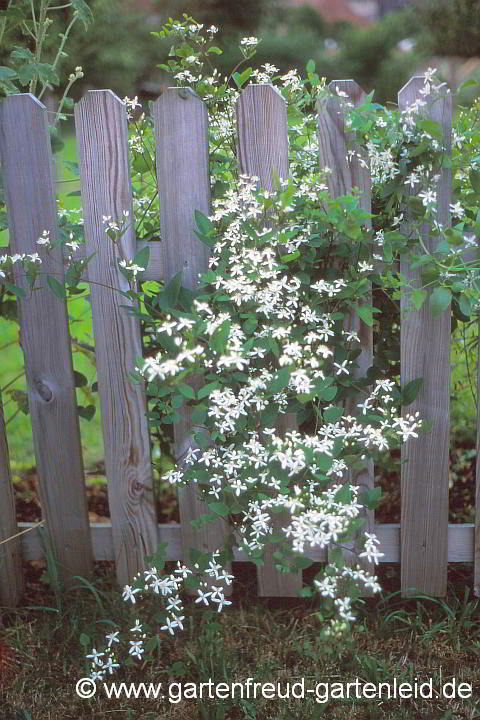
(0, 76, 478, 609)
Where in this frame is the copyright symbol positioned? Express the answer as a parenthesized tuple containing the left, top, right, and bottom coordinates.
(76, 677, 97, 699)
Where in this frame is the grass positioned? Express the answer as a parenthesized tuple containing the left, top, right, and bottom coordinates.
(1, 564, 480, 719)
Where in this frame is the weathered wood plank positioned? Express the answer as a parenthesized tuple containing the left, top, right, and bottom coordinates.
(474, 295, 480, 595)
(75, 90, 157, 585)
(317, 80, 375, 581)
(0, 94, 92, 582)
(236, 84, 302, 597)
(18, 521, 476, 565)
(0, 390, 23, 608)
(153, 88, 229, 570)
(398, 77, 452, 596)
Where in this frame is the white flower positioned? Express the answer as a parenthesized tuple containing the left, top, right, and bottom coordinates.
(103, 656, 120, 675)
(128, 640, 145, 658)
(105, 631, 120, 647)
(240, 36, 259, 47)
(36, 230, 51, 247)
(161, 617, 178, 635)
(333, 360, 350, 376)
(449, 202, 465, 218)
(86, 648, 105, 666)
(122, 585, 141, 604)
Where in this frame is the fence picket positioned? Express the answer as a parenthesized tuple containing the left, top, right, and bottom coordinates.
(153, 88, 230, 570)
(398, 77, 452, 596)
(474, 306, 480, 596)
(0, 390, 23, 607)
(0, 74, 476, 600)
(236, 84, 302, 596)
(317, 80, 375, 579)
(0, 94, 92, 582)
(75, 90, 157, 585)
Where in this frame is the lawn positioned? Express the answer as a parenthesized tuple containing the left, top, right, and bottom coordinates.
(0, 564, 479, 719)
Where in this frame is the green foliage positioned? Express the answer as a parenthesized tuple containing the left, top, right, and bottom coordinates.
(63, 0, 162, 98)
(417, 0, 480, 57)
(0, 0, 90, 123)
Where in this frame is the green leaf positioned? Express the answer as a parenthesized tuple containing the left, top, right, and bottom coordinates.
(329, 546, 345, 568)
(10, 46, 34, 61)
(459, 78, 479, 90)
(0, 66, 17, 80)
(315, 454, 333, 472)
(47, 275, 66, 299)
(65, 262, 83, 288)
(207, 46, 223, 55)
(408, 196, 426, 217)
(269, 367, 290, 394)
(194, 229, 216, 248)
(3, 280, 26, 298)
(458, 294, 473, 318)
(191, 403, 207, 425)
(361, 486, 382, 510)
(280, 250, 300, 263)
(334, 485, 352, 504)
(293, 555, 314, 570)
(470, 168, 480, 194)
(194, 209, 213, 235)
(208, 502, 229, 517)
(418, 118, 443, 141)
(211, 320, 230, 353)
(197, 381, 220, 400)
(134, 245, 150, 271)
(77, 404, 95, 421)
(321, 386, 337, 402)
(79, 633, 90, 648)
(324, 405, 343, 422)
(429, 286, 451, 316)
(73, 370, 88, 388)
(71, 0, 94, 27)
(306, 59, 315, 73)
(402, 378, 424, 406)
(172, 394, 184, 409)
(157, 271, 182, 311)
(411, 288, 427, 311)
(354, 303, 380, 327)
(178, 383, 195, 399)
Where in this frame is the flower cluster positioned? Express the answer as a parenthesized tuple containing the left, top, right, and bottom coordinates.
(138, 174, 426, 623)
(84, 554, 233, 679)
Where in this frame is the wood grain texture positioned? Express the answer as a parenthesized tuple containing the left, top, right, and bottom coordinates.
(474, 299, 480, 595)
(236, 84, 289, 189)
(18, 521, 476, 564)
(317, 80, 375, 580)
(153, 88, 229, 568)
(0, 94, 92, 582)
(398, 77, 452, 596)
(317, 81, 370, 211)
(237, 84, 302, 596)
(0, 390, 23, 607)
(75, 90, 157, 585)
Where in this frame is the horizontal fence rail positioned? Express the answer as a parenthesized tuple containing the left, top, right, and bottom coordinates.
(0, 77, 478, 611)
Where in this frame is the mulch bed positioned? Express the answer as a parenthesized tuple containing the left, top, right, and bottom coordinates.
(13, 442, 476, 527)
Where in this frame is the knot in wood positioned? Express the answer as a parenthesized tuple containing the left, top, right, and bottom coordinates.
(35, 380, 53, 402)
(178, 89, 189, 100)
